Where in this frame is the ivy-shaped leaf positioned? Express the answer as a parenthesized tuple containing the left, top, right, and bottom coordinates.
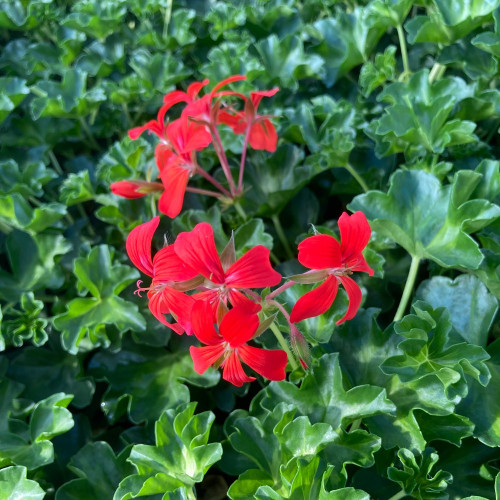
(349, 169, 500, 269)
(387, 448, 452, 498)
(0, 77, 29, 124)
(381, 302, 490, 401)
(472, 9, 500, 57)
(0, 466, 45, 499)
(53, 245, 146, 354)
(0, 159, 56, 198)
(114, 403, 222, 499)
(366, 70, 477, 159)
(359, 45, 397, 97)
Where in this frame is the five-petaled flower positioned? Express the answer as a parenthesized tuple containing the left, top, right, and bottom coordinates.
(290, 211, 374, 325)
(189, 300, 288, 386)
(174, 222, 282, 321)
(126, 217, 201, 334)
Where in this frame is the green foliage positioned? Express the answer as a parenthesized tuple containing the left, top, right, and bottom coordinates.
(0, 466, 45, 499)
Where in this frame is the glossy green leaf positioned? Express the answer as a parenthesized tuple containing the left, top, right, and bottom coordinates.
(472, 9, 500, 56)
(89, 342, 219, 424)
(0, 159, 56, 198)
(359, 45, 397, 97)
(59, 171, 95, 206)
(387, 448, 452, 498)
(381, 302, 490, 400)
(261, 353, 396, 429)
(114, 403, 222, 499)
(0, 466, 45, 499)
(56, 442, 133, 500)
(416, 274, 498, 347)
(0, 77, 29, 124)
(53, 245, 145, 353)
(349, 169, 500, 268)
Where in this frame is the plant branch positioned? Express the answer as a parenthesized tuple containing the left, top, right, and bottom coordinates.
(394, 255, 420, 322)
(345, 163, 369, 193)
(272, 214, 294, 261)
(269, 322, 299, 371)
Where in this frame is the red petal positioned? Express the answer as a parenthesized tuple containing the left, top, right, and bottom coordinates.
(336, 275, 363, 325)
(250, 88, 279, 109)
(174, 223, 225, 283)
(218, 111, 246, 133)
(126, 217, 159, 277)
(167, 118, 211, 154)
(238, 345, 287, 381)
(110, 181, 149, 199)
(339, 212, 373, 274)
(153, 246, 198, 282)
(187, 79, 209, 98)
(290, 275, 339, 323)
(297, 235, 342, 270)
(248, 119, 278, 152)
(219, 305, 260, 348)
(192, 301, 222, 345)
(147, 290, 184, 334)
(190, 345, 225, 374)
(211, 75, 246, 96)
(128, 120, 162, 140)
(162, 90, 190, 108)
(228, 289, 259, 310)
(158, 164, 190, 219)
(225, 246, 281, 289)
(222, 352, 255, 386)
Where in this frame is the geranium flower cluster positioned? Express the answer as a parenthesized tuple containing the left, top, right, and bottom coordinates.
(116, 76, 373, 386)
(111, 75, 278, 218)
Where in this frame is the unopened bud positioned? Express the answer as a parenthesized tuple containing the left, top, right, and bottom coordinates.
(290, 324, 311, 369)
(111, 180, 164, 199)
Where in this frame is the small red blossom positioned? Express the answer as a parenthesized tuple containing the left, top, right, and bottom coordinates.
(189, 301, 288, 386)
(110, 180, 164, 199)
(290, 211, 374, 325)
(126, 217, 201, 334)
(174, 222, 281, 318)
(219, 88, 279, 152)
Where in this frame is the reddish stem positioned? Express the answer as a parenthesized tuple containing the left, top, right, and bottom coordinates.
(195, 166, 232, 198)
(268, 299, 292, 323)
(210, 124, 237, 195)
(185, 186, 223, 198)
(265, 281, 295, 301)
(237, 124, 251, 195)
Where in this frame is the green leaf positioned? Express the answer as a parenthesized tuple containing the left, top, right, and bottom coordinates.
(261, 353, 395, 429)
(387, 448, 452, 498)
(0, 77, 29, 124)
(367, 0, 413, 26)
(414, 411, 474, 447)
(0, 159, 56, 198)
(30, 392, 74, 442)
(1, 292, 48, 349)
(89, 342, 219, 424)
(0, 466, 44, 499)
(233, 219, 273, 258)
(114, 403, 222, 499)
(367, 70, 477, 159)
(53, 245, 145, 353)
(416, 274, 498, 347)
(59, 171, 95, 206)
(254, 34, 323, 89)
(381, 302, 490, 401)
(457, 338, 500, 447)
(204, 3, 246, 40)
(56, 442, 133, 500)
(359, 45, 397, 97)
(349, 169, 500, 268)
(9, 347, 95, 409)
(472, 9, 500, 56)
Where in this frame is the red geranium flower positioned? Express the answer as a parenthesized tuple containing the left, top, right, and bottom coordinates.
(174, 222, 281, 318)
(290, 211, 374, 325)
(110, 180, 164, 199)
(126, 217, 201, 334)
(219, 88, 279, 152)
(189, 301, 288, 386)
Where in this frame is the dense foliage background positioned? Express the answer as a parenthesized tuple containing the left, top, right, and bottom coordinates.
(1, 0, 500, 498)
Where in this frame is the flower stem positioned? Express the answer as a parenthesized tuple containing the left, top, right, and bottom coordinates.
(162, 0, 173, 39)
(272, 214, 294, 261)
(196, 167, 232, 197)
(428, 62, 446, 83)
(185, 186, 223, 198)
(270, 322, 299, 371)
(387, 489, 407, 500)
(237, 125, 251, 194)
(266, 281, 295, 301)
(349, 418, 362, 432)
(345, 163, 369, 193)
(397, 24, 410, 79)
(48, 150, 63, 175)
(78, 117, 101, 151)
(234, 200, 248, 221)
(210, 124, 237, 195)
(394, 255, 420, 322)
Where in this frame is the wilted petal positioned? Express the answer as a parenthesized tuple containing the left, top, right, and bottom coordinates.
(225, 246, 281, 288)
(297, 234, 342, 270)
(238, 345, 287, 381)
(126, 217, 159, 277)
(290, 275, 339, 323)
(190, 344, 225, 374)
(174, 223, 225, 283)
(219, 305, 260, 348)
(222, 351, 255, 386)
(336, 275, 363, 325)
